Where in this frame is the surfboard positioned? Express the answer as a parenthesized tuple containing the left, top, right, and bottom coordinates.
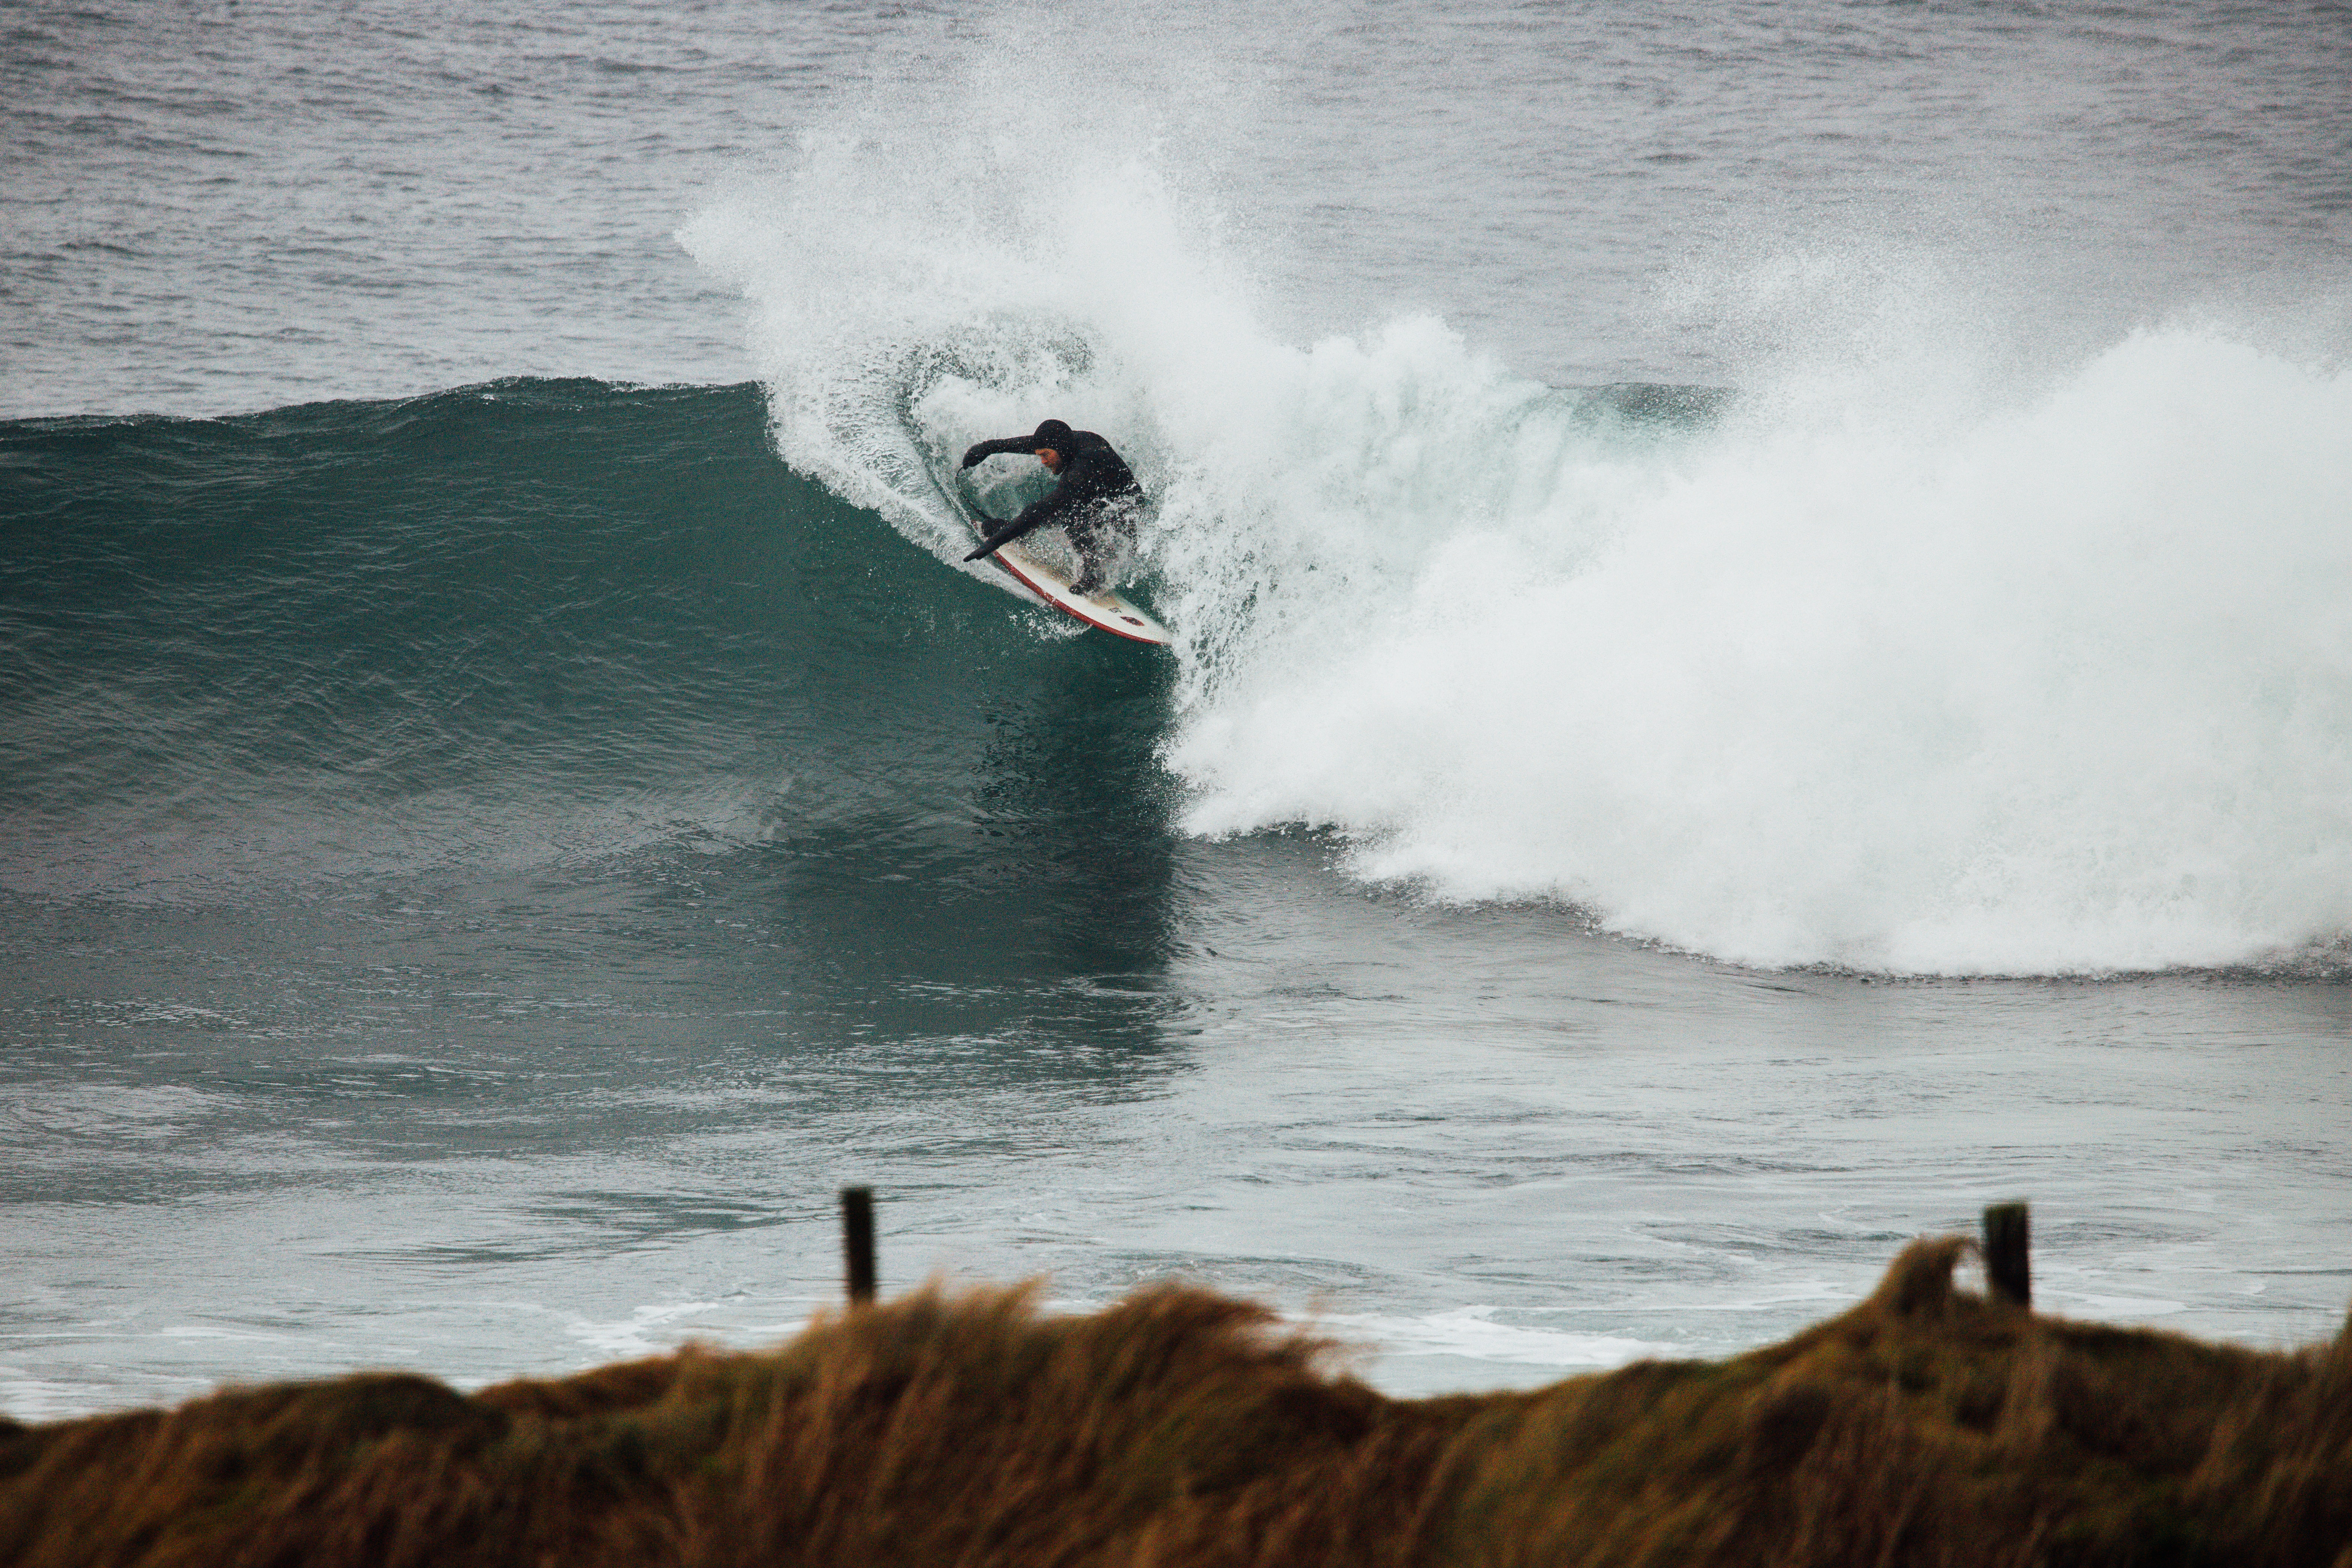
(947, 470, 1171, 644)
(982, 536, 1173, 646)
(942, 458, 1171, 644)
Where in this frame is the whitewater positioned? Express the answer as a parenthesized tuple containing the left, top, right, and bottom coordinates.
(682, 44, 2352, 977)
(5, 0, 2350, 1420)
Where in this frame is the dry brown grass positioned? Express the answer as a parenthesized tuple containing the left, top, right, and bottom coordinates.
(2, 1239, 2346, 1567)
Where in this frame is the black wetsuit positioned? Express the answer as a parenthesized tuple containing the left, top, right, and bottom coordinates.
(960, 424, 1144, 594)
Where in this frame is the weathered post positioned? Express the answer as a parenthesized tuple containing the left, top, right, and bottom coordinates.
(1983, 1201, 2030, 1308)
(842, 1185, 876, 1305)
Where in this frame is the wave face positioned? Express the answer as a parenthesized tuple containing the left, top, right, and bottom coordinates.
(684, 67, 2352, 976)
(0, 381, 1173, 913)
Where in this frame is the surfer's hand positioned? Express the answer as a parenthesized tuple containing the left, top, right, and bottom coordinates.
(965, 518, 1015, 561)
(960, 443, 989, 469)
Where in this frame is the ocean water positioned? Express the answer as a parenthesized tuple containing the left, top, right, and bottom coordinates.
(5, 0, 2351, 1418)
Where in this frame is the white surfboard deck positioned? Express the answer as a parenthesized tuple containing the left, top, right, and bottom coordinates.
(984, 538, 1173, 646)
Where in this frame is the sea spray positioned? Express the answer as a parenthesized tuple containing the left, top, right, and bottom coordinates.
(678, 3, 1261, 569)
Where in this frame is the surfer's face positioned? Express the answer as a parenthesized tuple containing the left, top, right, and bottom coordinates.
(1036, 447, 1063, 473)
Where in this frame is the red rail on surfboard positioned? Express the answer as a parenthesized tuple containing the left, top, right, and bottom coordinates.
(985, 539, 1173, 646)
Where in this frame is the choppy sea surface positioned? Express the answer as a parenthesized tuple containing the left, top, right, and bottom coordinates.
(5, 0, 2350, 1417)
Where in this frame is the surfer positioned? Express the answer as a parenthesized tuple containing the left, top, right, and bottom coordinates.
(960, 419, 1143, 597)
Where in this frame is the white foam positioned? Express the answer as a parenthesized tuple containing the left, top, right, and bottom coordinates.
(1312, 1306, 1675, 1371)
(562, 1301, 730, 1359)
(1170, 326, 2352, 974)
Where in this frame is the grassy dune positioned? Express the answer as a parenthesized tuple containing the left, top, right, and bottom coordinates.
(3, 1238, 2347, 1567)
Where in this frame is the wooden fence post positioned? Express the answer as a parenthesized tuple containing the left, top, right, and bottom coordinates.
(842, 1185, 876, 1305)
(1983, 1201, 2030, 1308)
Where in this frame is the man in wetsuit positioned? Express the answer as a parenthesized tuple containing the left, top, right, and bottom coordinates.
(960, 418, 1143, 598)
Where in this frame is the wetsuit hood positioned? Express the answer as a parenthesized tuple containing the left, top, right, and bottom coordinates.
(1028, 419, 1073, 450)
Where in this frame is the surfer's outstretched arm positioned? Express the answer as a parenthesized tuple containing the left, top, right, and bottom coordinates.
(962, 518, 1015, 562)
(963, 493, 1065, 561)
